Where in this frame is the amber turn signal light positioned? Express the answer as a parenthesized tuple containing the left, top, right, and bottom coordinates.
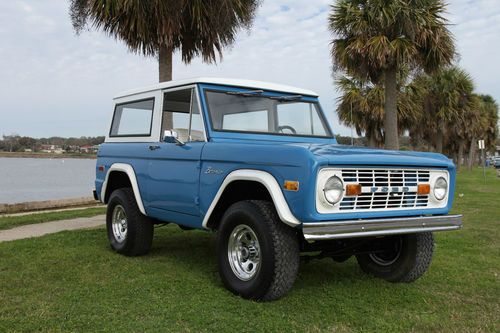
(417, 184, 431, 195)
(284, 180, 299, 191)
(345, 184, 362, 196)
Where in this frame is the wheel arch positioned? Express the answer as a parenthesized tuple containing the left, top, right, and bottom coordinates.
(203, 169, 300, 229)
(101, 163, 146, 215)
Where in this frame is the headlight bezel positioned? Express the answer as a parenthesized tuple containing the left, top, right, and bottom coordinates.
(433, 176, 448, 201)
(323, 175, 344, 205)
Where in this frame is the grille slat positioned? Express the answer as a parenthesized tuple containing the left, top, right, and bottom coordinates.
(339, 168, 430, 211)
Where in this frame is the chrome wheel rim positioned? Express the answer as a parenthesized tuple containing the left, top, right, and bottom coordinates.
(369, 238, 402, 266)
(227, 224, 261, 281)
(111, 205, 127, 243)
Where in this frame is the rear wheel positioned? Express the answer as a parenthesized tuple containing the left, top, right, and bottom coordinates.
(106, 188, 154, 256)
(217, 200, 300, 301)
(356, 232, 434, 282)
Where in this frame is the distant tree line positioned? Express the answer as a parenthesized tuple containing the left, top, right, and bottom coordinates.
(335, 134, 430, 152)
(336, 67, 499, 169)
(330, 0, 499, 169)
(0, 135, 105, 153)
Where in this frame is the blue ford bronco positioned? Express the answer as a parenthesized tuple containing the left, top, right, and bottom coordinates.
(94, 78, 462, 301)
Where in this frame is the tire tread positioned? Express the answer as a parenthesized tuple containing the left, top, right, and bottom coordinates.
(216, 200, 300, 301)
(107, 187, 153, 256)
(356, 232, 434, 283)
(401, 232, 434, 282)
(248, 200, 300, 301)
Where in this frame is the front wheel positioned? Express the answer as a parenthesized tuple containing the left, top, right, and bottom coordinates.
(217, 200, 300, 301)
(356, 232, 434, 282)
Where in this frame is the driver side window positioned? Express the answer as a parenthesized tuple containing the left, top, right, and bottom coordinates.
(162, 88, 205, 142)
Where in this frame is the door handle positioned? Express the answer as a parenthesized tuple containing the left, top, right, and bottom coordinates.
(149, 145, 160, 151)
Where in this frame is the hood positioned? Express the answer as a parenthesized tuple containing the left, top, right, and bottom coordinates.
(208, 138, 454, 169)
(304, 143, 454, 169)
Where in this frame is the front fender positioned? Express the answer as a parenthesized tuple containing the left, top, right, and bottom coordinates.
(201, 169, 301, 229)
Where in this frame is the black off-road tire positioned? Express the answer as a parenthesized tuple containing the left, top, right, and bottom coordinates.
(106, 188, 154, 256)
(217, 200, 300, 301)
(356, 232, 434, 282)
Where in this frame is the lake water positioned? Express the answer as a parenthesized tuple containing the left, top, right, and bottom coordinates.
(0, 158, 96, 204)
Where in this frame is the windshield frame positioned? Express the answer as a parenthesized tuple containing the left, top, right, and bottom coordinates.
(201, 86, 334, 139)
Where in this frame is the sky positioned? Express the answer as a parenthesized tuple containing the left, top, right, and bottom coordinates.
(0, 0, 499, 138)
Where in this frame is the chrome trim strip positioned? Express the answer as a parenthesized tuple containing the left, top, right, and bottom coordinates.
(302, 214, 462, 241)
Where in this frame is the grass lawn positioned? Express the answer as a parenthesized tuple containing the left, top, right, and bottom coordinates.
(0, 168, 498, 332)
(0, 207, 105, 231)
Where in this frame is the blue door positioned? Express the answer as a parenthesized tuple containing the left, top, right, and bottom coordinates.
(146, 87, 207, 219)
(147, 142, 204, 216)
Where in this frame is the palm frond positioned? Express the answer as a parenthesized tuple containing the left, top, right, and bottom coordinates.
(70, 0, 260, 63)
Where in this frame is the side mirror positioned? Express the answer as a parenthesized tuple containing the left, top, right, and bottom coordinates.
(163, 130, 185, 146)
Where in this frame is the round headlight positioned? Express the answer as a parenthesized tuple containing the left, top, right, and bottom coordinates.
(433, 177, 448, 201)
(324, 176, 344, 204)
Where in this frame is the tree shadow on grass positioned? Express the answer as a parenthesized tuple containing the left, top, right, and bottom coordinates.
(141, 225, 379, 296)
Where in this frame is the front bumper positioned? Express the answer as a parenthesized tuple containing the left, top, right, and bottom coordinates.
(302, 214, 462, 241)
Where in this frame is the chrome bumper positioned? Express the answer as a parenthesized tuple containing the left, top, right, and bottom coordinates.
(302, 214, 462, 241)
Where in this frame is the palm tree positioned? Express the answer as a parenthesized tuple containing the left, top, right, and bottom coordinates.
(411, 67, 476, 155)
(478, 95, 499, 152)
(448, 94, 480, 169)
(70, 0, 260, 82)
(329, 0, 455, 150)
(462, 95, 500, 169)
(336, 76, 384, 147)
(336, 72, 419, 148)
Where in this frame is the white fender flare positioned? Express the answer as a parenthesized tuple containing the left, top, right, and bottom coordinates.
(202, 169, 301, 229)
(101, 163, 147, 215)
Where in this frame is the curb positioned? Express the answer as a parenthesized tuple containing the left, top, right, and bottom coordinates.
(0, 197, 100, 214)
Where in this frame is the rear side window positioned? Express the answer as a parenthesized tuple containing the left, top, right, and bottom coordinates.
(110, 99, 154, 137)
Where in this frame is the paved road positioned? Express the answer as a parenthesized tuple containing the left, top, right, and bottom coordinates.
(0, 215, 105, 243)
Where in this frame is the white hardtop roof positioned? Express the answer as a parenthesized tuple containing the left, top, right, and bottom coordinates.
(114, 77, 319, 99)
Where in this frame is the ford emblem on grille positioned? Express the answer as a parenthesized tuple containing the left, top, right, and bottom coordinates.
(370, 186, 410, 193)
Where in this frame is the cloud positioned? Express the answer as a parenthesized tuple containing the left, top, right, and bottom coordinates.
(0, 0, 498, 138)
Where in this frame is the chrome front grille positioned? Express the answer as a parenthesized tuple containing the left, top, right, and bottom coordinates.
(339, 169, 430, 211)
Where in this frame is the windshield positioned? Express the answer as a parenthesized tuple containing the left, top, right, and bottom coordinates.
(204, 90, 332, 137)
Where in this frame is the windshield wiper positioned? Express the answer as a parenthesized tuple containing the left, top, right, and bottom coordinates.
(225, 90, 264, 97)
(224, 90, 303, 101)
(269, 95, 303, 101)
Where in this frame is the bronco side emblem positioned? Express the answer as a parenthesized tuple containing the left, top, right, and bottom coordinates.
(205, 166, 224, 175)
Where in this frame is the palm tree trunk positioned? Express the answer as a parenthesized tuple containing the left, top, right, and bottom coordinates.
(435, 138, 442, 153)
(467, 138, 477, 170)
(409, 131, 419, 150)
(159, 45, 173, 82)
(384, 67, 399, 150)
(159, 45, 173, 135)
(457, 139, 465, 171)
(368, 135, 376, 148)
(436, 120, 445, 153)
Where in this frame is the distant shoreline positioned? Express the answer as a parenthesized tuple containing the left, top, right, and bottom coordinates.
(0, 152, 97, 159)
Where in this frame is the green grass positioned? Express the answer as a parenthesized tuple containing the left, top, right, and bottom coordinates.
(0, 169, 498, 332)
(0, 207, 105, 231)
